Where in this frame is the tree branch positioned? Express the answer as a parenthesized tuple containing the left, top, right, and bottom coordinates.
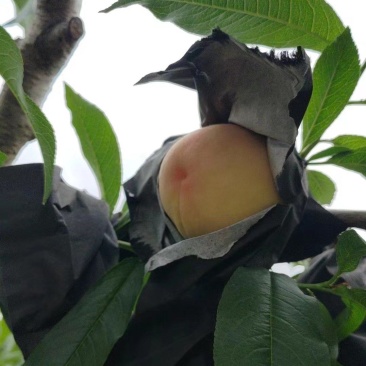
(347, 100, 366, 105)
(329, 209, 366, 231)
(361, 59, 366, 76)
(0, 0, 83, 165)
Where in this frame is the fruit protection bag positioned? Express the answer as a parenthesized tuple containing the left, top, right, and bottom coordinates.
(0, 164, 120, 357)
(0, 29, 353, 365)
(106, 30, 347, 365)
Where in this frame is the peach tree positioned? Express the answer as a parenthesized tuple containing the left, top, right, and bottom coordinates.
(1, 1, 366, 365)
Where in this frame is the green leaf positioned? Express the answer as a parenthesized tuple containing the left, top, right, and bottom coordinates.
(0, 151, 7, 166)
(0, 26, 55, 203)
(102, 0, 344, 51)
(302, 28, 360, 155)
(327, 148, 366, 177)
(0, 316, 24, 365)
(65, 84, 122, 214)
(12, 0, 30, 10)
(24, 258, 144, 366)
(333, 286, 366, 341)
(333, 135, 366, 150)
(214, 268, 338, 366)
(335, 299, 366, 341)
(335, 230, 366, 276)
(0, 27, 25, 102)
(307, 170, 336, 205)
(344, 288, 366, 308)
(308, 146, 351, 161)
(115, 200, 131, 234)
(5, 0, 37, 30)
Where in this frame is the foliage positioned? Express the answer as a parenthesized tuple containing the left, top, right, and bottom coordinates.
(102, 0, 365, 206)
(301, 28, 360, 157)
(0, 151, 7, 166)
(299, 230, 366, 341)
(1, 0, 366, 365)
(0, 25, 55, 203)
(4, 0, 36, 30)
(0, 318, 23, 366)
(102, 0, 344, 51)
(23, 258, 145, 366)
(214, 229, 366, 365)
(307, 170, 336, 205)
(65, 84, 122, 214)
(215, 268, 338, 365)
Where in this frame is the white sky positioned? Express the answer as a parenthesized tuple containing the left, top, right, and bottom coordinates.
(1, 1, 366, 219)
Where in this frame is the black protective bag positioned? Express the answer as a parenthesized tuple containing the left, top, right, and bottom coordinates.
(106, 30, 348, 365)
(0, 30, 361, 365)
(0, 164, 119, 357)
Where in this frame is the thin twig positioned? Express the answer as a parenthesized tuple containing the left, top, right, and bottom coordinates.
(329, 209, 366, 231)
(347, 100, 366, 105)
(306, 161, 328, 166)
(361, 59, 366, 76)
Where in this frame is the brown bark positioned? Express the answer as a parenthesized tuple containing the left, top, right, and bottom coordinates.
(0, 0, 84, 164)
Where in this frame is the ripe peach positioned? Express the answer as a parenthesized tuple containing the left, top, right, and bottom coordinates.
(158, 124, 281, 238)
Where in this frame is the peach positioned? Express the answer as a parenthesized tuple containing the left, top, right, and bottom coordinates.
(158, 124, 281, 238)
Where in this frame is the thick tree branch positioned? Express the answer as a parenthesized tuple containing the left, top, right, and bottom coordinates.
(0, 0, 83, 164)
(329, 209, 366, 231)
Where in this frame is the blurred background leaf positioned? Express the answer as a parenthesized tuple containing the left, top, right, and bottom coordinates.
(4, 0, 36, 30)
(0, 151, 7, 166)
(0, 315, 24, 366)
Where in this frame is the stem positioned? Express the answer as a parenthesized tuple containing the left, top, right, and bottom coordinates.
(114, 212, 131, 232)
(319, 139, 332, 144)
(361, 59, 366, 76)
(307, 161, 328, 166)
(347, 100, 366, 105)
(329, 210, 366, 230)
(118, 240, 135, 253)
(300, 141, 318, 159)
(297, 283, 335, 295)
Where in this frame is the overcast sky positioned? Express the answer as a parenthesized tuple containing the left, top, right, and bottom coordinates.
(1, 1, 366, 217)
